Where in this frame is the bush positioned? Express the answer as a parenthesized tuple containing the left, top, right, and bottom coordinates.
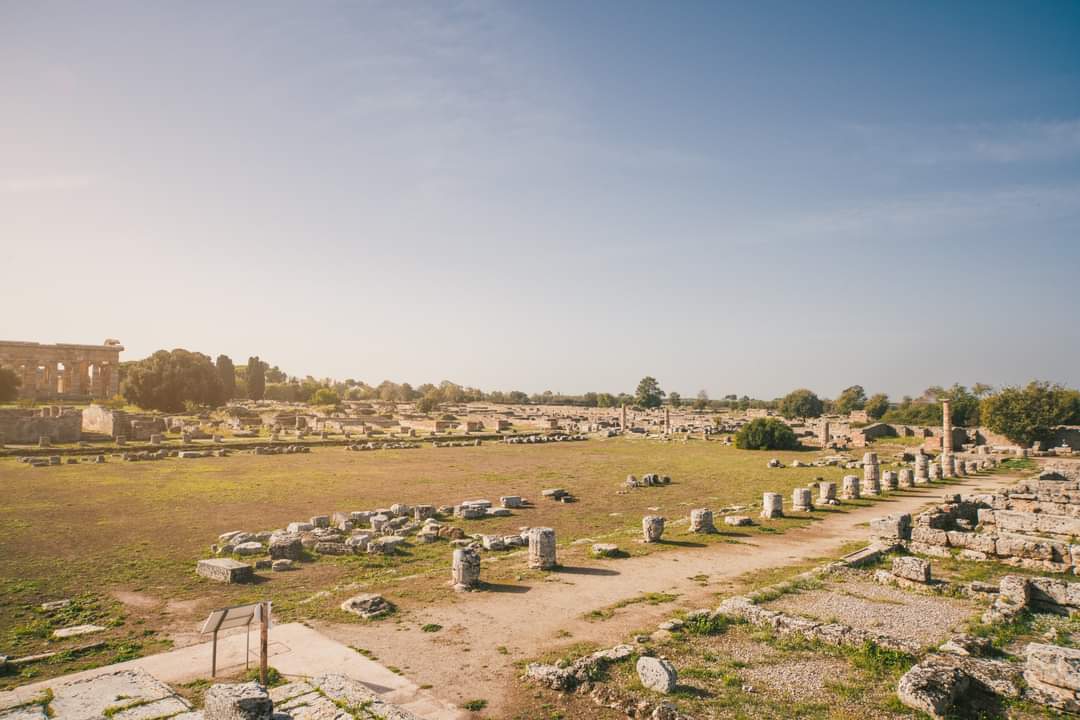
(735, 418, 800, 450)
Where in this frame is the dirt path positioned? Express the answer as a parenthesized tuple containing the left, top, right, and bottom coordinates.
(319, 473, 1019, 718)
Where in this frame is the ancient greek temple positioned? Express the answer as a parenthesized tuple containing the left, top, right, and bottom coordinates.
(0, 339, 123, 400)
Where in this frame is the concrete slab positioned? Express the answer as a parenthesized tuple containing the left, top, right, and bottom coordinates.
(0, 624, 462, 720)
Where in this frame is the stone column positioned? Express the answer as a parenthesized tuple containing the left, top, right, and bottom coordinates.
(642, 515, 665, 542)
(819, 481, 837, 504)
(528, 527, 557, 569)
(941, 453, 955, 478)
(67, 359, 82, 395)
(882, 471, 899, 491)
(899, 469, 914, 488)
(792, 487, 813, 512)
(689, 509, 715, 533)
(941, 399, 953, 455)
(761, 492, 783, 519)
(954, 457, 967, 477)
(820, 421, 830, 448)
(914, 454, 929, 484)
(451, 547, 481, 591)
(106, 364, 119, 398)
(841, 475, 861, 499)
(929, 462, 942, 481)
(862, 452, 881, 495)
(665, 407, 670, 432)
(621, 405, 627, 430)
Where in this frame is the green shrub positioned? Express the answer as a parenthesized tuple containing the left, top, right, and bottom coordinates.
(735, 418, 799, 450)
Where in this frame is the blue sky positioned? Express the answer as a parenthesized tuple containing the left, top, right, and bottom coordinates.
(2, 1, 1078, 399)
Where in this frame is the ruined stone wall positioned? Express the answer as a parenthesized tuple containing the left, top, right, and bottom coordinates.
(80, 405, 165, 440)
(0, 408, 82, 444)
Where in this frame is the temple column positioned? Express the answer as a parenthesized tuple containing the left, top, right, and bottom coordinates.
(942, 399, 953, 454)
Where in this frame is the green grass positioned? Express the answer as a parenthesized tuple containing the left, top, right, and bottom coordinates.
(0, 437, 986, 688)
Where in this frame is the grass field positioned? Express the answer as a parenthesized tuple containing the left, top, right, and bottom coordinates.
(0, 436, 902, 688)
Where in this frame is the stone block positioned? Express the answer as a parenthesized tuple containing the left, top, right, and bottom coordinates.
(636, 656, 677, 694)
(197, 559, 253, 584)
(892, 556, 931, 583)
(203, 682, 272, 720)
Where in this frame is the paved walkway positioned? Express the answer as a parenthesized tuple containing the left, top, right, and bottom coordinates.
(0, 623, 463, 719)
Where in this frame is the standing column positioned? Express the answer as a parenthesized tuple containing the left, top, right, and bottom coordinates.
(665, 407, 670, 432)
(105, 364, 119, 398)
(941, 399, 953, 455)
(68, 358, 83, 396)
(21, 362, 36, 399)
(820, 421, 831, 448)
(621, 404, 627, 430)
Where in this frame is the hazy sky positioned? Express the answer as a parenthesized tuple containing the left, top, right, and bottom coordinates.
(3, 1, 1079, 399)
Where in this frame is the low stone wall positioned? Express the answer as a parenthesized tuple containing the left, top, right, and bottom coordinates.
(0, 408, 81, 444)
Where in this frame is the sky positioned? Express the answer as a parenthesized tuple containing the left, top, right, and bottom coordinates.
(2, 0, 1079, 400)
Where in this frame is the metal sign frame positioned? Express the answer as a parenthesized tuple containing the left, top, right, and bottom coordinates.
(199, 601, 271, 682)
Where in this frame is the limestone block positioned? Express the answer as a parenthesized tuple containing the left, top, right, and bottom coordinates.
(636, 656, 677, 694)
(892, 556, 931, 583)
(197, 559, 252, 584)
(203, 682, 272, 720)
(791, 488, 813, 512)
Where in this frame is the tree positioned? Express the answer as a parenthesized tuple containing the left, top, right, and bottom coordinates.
(597, 392, 616, 408)
(972, 383, 994, 398)
(0, 367, 21, 402)
(981, 381, 1080, 446)
(693, 390, 709, 411)
(416, 390, 441, 413)
(123, 349, 225, 412)
(246, 357, 266, 401)
(311, 387, 340, 406)
(864, 393, 890, 420)
(735, 418, 800, 450)
(635, 376, 665, 409)
(668, 392, 682, 408)
(834, 385, 866, 414)
(779, 388, 824, 419)
(215, 355, 236, 400)
(266, 365, 287, 384)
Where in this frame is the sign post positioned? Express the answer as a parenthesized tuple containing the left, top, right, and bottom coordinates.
(199, 602, 269, 680)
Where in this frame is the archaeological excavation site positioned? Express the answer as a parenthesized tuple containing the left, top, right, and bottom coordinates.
(5, 3, 1079, 717)
(3, 350, 1080, 720)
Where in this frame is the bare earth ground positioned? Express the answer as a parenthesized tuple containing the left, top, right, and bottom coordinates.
(318, 471, 1021, 718)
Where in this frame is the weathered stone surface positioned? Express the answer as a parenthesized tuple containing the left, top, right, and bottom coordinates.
(896, 659, 970, 719)
(723, 515, 752, 527)
(314, 674, 422, 720)
(202, 682, 271, 720)
(841, 475, 861, 500)
(636, 656, 677, 694)
(870, 513, 911, 541)
(642, 515, 665, 542)
(528, 527, 557, 569)
(791, 487, 813, 512)
(267, 533, 303, 560)
(892, 556, 930, 583)
(451, 547, 481, 591)
(592, 543, 620, 557)
(197, 559, 252, 584)
(233, 541, 264, 556)
(761, 492, 783, 519)
(52, 624, 105, 639)
(688, 508, 715, 533)
(340, 593, 395, 619)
